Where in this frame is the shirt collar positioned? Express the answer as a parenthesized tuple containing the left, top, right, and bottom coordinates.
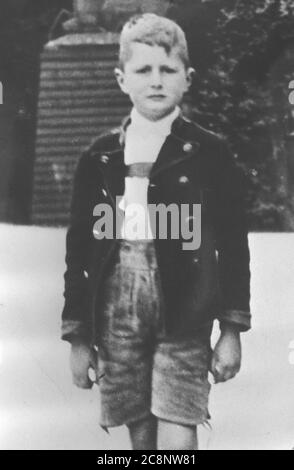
(118, 108, 194, 148)
(129, 106, 181, 137)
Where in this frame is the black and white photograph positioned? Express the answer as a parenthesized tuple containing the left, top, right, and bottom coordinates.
(1, 0, 294, 451)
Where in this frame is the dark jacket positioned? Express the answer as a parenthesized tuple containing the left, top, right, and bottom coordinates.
(61, 113, 251, 345)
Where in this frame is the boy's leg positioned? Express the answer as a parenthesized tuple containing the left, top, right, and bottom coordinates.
(157, 420, 198, 450)
(151, 327, 213, 451)
(127, 414, 157, 450)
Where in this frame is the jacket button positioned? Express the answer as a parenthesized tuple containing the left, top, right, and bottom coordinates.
(100, 155, 109, 164)
(149, 183, 156, 188)
(183, 142, 193, 153)
(179, 176, 189, 184)
(192, 257, 199, 265)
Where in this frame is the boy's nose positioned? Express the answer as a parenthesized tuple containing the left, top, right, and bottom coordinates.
(150, 70, 163, 87)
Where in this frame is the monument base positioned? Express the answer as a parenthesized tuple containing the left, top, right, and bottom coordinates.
(31, 33, 130, 226)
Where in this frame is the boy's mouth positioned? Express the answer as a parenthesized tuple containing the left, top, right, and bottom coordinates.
(148, 94, 166, 101)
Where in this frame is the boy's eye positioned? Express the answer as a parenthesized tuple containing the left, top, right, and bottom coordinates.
(135, 67, 150, 74)
(161, 67, 177, 74)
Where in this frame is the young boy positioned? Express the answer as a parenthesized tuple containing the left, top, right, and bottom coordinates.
(61, 14, 251, 450)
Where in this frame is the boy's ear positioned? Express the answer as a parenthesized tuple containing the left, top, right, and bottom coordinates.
(186, 68, 196, 88)
(114, 67, 128, 94)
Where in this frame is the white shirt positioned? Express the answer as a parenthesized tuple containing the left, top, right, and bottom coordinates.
(119, 107, 180, 240)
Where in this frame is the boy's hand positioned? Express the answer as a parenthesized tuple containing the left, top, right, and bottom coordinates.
(211, 325, 242, 384)
(70, 341, 98, 389)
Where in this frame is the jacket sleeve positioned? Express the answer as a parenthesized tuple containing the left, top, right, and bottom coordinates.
(215, 140, 251, 332)
(61, 151, 94, 343)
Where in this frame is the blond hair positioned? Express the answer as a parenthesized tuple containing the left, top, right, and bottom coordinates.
(119, 13, 190, 68)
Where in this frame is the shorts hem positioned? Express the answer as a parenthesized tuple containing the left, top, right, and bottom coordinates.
(99, 410, 152, 430)
(151, 407, 210, 427)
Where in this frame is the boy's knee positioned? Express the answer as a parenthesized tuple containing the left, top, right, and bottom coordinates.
(157, 419, 198, 451)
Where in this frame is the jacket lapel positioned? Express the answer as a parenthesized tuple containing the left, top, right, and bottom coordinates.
(149, 114, 201, 179)
(97, 113, 201, 202)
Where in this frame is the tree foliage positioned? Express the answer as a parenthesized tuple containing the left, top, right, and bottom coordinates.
(168, 0, 294, 230)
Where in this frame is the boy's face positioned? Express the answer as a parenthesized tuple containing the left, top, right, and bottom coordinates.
(115, 43, 194, 121)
